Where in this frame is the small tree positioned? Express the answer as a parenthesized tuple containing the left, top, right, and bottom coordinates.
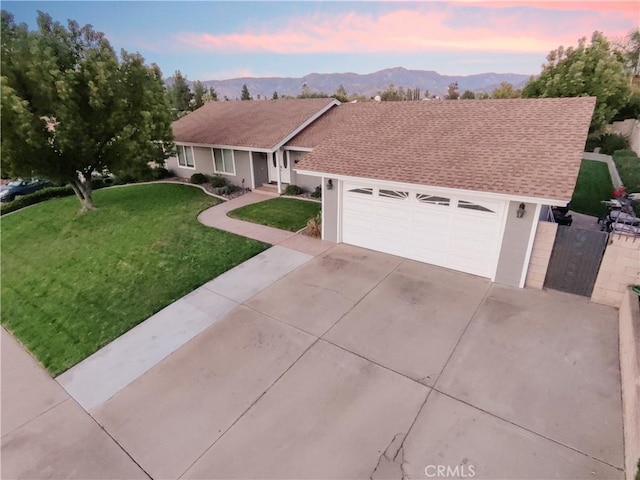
(272, 91, 279, 100)
(461, 90, 476, 99)
(192, 80, 206, 110)
(334, 84, 348, 102)
(169, 70, 193, 114)
(491, 81, 521, 99)
(203, 86, 218, 102)
(240, 83, 252, 101)
(446, 82, 459, 100)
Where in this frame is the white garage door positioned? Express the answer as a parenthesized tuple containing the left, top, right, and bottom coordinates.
(341, 182, 507, 278)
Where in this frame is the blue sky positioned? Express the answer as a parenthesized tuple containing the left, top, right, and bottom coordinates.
(3, 1, 638, 81)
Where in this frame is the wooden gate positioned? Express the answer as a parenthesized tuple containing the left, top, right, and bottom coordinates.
(544, 226, 608, 297)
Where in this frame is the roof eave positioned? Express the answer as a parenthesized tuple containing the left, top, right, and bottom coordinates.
(293, 168, 571, 206)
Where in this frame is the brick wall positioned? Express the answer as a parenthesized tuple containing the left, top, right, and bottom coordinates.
(591, 234, 640, 308)
(525, 221, 558, 289)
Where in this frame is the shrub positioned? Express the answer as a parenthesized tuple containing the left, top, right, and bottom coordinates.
(612, 92, 640, 122)
(1, 186, 75, 215)
(190, 172, 208, 184)
(285, 184, 303, 195)
(208, 175, 228, 188)
(585, 135, 601, 152)
(305, 212, 321, 238)
(310, 185, 322, 199)
(598, 133, 629, 155)
(152, 167, 171, 179)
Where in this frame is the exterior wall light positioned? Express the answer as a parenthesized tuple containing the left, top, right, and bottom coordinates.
(326, 179, 333, 190)
(517, 202, 526, 218)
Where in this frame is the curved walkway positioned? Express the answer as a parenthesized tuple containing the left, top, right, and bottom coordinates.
(198, 191, 332, 257)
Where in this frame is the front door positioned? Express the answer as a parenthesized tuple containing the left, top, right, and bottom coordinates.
(267, 151, 291, 184)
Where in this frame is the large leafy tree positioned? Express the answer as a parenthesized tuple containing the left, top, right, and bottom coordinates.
(522, 31, 631, 131)
(1, 11, 173, 211)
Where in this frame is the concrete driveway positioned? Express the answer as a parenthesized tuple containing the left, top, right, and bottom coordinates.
(4, 244, 624, 479)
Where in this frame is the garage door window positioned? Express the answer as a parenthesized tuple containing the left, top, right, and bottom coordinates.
(348, 187, 373, 195)
(416, 194, 450, 206)
(458, 200, 495, 213)
(379, 189, 409, 200)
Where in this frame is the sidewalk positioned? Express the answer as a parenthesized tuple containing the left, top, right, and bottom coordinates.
(1, 328, 148, 479)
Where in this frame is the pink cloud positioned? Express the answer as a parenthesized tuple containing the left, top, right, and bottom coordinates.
(174, 5, 636, 55)
(457, 1, 638, 18)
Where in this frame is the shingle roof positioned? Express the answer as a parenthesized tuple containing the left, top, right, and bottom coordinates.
(172, 98, 338, 150)
(292, 98, 595, 202)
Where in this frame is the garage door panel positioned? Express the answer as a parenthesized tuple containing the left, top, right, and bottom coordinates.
(341, 183, 506, 279)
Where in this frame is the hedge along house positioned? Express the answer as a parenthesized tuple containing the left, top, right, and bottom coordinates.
(288, 98, 596, 287)
(168, 98, 339, 193)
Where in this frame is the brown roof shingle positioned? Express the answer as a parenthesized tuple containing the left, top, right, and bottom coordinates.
(292, 98, 595, 202)
(172, 98, 337, 150)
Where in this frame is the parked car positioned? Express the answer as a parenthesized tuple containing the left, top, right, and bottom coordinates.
(0, 178, 51, 202)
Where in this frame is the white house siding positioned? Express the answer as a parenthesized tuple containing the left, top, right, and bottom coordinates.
(494, 201, 538, 287)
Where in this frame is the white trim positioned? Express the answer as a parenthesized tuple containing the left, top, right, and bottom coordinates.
(176, 145, 196, 170)
(212, 148, 236, 175)
(519, 203, 543, 288)
(275, 99, 340, 151)
(283, 146, 314, 153)
(294, 169, 569, 207)
(175, 141, 272, 154)
(249, 151, 256, 190)
(491, 201, 511, 282)
(321, 176, 326, 240)
(276, 150, 283, 194)
(337, 179, 343, 243)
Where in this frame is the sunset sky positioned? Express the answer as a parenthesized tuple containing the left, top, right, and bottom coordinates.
(4, 1, 638, 81)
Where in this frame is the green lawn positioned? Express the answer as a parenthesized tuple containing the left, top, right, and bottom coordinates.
(570, 160, 614, 217)
(228, 197, 321, 232)
(1, 184, 268, 375)
(613, 150, 640, 193)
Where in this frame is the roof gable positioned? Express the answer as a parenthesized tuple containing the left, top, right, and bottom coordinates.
(172, 98, 338, 150)
(293, 98, 596, 202)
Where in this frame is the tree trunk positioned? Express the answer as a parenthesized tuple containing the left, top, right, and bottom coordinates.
(69, 178, 95, 212)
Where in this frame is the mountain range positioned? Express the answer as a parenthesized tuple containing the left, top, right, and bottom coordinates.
(173, 67, 533, 100)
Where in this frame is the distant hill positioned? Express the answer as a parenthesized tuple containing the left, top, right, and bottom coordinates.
(167, 67, 532, 100)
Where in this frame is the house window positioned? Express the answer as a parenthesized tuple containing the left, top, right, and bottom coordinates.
(213, 148, 235, 175)
(458, 200, 495, 213)
(176, 145, 195, 168)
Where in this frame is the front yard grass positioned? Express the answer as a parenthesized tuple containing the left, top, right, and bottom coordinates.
(570, 160, 614, 217)
(1, 184, 268, 375)
(613, 150, 640, 194)
(228, 197, 321, 232)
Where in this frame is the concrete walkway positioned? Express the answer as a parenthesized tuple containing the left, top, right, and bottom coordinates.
(57, 246, 314, 411)
(198, 191, 332, 257)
